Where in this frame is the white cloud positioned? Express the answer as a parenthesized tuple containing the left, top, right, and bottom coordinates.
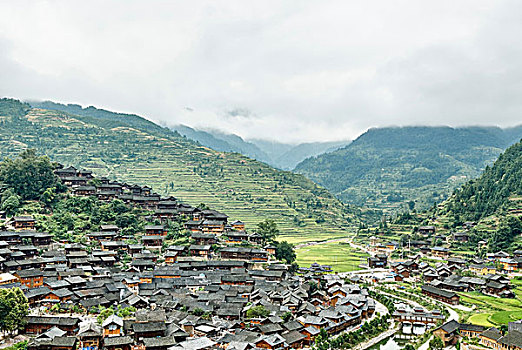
(0, 0, 520, 142)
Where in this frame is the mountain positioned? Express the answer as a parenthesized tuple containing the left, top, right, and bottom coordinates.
(272, 141, 350, 170)
(171, 126, 349, 170)
(295, 126, 522, 211)
(0, 98, 369, 242)
(444, 139, 522, 222)
(249, 139, 349, 170)
(171, 125, 272, 163)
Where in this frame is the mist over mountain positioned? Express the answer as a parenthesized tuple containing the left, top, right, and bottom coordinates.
(172, 125, 350, 170)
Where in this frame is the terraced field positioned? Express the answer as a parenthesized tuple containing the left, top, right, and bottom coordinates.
(462, 285, 522, 327)
(296, 241, 368, 272)
(0, 99, 369, 243)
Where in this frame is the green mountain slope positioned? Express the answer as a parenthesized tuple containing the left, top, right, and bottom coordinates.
(295, 126, 522, 211)
(444, 139, 522, 222)
(0, 98, 368, 243)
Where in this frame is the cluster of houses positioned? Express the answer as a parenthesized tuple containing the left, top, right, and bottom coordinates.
(433, 319, 522, 349)
(0, 166, 381, 350)
(387, 256, 515, 305)
(1, 247, 377, 350)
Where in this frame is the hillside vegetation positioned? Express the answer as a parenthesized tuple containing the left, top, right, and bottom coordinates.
(295, 126, 522, 211)
(0, 98, 369, 242)
(444, 140, 522, 221)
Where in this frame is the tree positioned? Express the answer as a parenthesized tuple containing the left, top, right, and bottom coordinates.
(490, 216, 522, 251)
(0, 149, 63, 200)
(0, 288, 29, 334)
(429, 336, 444, 350)
(246, 305, 270, 319)
(1, 189, 20, 216)
(275, 241, 296, 264)
(280, 311, 292, 322)
(257, 219, 279, 242)
(40, 187, 56, 207)
(192, 308, 204, 316)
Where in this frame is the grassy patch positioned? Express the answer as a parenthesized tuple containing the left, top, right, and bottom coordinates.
(296, 242, 368, 273)
(468, 313, 494, 327)
(489, 311, 522, 325)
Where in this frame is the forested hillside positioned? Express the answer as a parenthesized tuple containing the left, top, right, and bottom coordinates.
(295, 126, 522, 211)
(443, 140, 522, 222)
(0, 98, 369, 242)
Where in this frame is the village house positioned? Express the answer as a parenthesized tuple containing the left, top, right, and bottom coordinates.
(431, 246, 450, 258)
(418, 226, 435, 235)
(421, 284, 460, 305)
(469, 263, 497, 276)
(144, 225, 167, 236)
(433, 320, 485, 347)
(368, 254, 388, 268)
(15, 268, 44, 288)
(13, 216, 36, 230)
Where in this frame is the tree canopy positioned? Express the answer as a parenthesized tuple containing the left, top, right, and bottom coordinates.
(246, 305, 270, 319)
(0, 288, 29, 334)
(275, 241, 296, 264)
(0, 149, 63, 200)
(257, 219, 279, 242)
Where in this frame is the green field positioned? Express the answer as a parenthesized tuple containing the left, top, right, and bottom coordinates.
(468, 313, 494, 327)
(462, 288, 522, 326)
(296, 242, 368, 272)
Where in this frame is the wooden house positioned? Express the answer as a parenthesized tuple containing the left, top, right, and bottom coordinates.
(191, 232, 217, 245)
(189, 245, 211, 259)
(368, 254, 388, 268)
(141, 236, 164, 249)
(230, 220, 245, 231)
(102, 336, 133, 350)
(102, 314, 123, 337)
(25, 316, 80, 335)
(62, 176, 87, 187)
(133, 321, 166, 339)
(78, 321, 102, 350)
(418, 226, 435, 235)
(201, 220, 225, 234)
(431, 247, 450, 258)
(13, 216, 36, 230)
(72, 186, 96, 196)
(15, 268, 43, 288)
(254, 334, 288, 350)
(421, 284, 459, 305)
(144, 225, 167, 236)
(28, 336, 77, 350)
(224, 231, 249, 244)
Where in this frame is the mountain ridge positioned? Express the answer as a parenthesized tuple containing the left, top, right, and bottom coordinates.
(295, 125, 522, 212)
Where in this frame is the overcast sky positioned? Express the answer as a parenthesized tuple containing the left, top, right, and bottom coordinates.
(0, 1, 521, 142)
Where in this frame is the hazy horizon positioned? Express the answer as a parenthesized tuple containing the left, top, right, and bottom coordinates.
(19, 97, 522, 144)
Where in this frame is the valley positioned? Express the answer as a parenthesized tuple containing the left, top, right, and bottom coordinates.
(1, 97, 522, 350)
